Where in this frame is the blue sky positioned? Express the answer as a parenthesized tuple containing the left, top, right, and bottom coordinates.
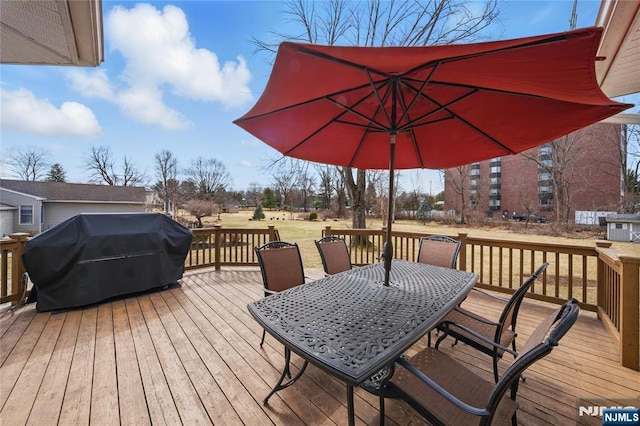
(0, 0, 633, 194)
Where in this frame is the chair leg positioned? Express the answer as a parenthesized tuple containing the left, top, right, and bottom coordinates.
(434, 331, 450, 349)
(493, 355, 500, 383)
(260, 329, 266, 346)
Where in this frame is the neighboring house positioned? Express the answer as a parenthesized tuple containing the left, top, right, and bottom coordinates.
(0, 180, 146, 236)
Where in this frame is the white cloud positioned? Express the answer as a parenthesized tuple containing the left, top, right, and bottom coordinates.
(107, 4, 252, 106)
(117, 85, 192, 130)
(66, 69, 115, 100)
(0, 88, 102, 137)
(66, 3, 252, 130)
(240, 160, 253, 168)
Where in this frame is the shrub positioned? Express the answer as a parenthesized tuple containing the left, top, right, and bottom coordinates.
(252, 204, 266, 221)
(309, 212, 318, 221)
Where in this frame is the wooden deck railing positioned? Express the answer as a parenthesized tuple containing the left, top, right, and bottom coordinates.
(1, 225, 637, 369)
(185, 225, 279, 270)
(324, 226, 639, 370)
(0, 233, 29, 305)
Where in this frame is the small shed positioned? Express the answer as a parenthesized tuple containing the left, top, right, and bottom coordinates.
(606, 213, 640, 242)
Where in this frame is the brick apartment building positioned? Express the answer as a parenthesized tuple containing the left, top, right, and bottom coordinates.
(443, 123, 625, 222)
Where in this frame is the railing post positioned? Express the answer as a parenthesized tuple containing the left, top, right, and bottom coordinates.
(618, 254, 640, 370)
(324, 226, 332, 237)
(268, 225, 277, 242)
(214, 225, 221, 271)
(595, 240, 612, 309)
(457, 232, 468, 271)
(9, 233, 29, 305)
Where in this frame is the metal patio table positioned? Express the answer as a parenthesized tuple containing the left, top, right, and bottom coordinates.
(248, 259, 478, 425)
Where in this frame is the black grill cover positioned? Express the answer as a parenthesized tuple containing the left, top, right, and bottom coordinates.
(22, 213, 192, 312)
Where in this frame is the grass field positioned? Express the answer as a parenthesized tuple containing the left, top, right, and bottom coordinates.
(183, 210, 640, 270)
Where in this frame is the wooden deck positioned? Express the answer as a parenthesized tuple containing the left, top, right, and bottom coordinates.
(1, 268, 638, 425)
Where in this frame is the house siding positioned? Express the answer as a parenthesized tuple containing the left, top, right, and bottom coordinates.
(43, 202, 145, 232)
(0, 190, 42, 235)
(0, 208, 16, 237)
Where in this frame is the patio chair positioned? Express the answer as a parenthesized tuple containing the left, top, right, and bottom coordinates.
(433, 262, 549, 383)
(380, 299, 580, 426)
(255, 241, 306, 345)
(315, 236, 353, 275)
(417, 235, 462, 269)
(254, 240, 309, 402)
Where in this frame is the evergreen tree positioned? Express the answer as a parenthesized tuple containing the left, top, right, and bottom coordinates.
(46, 163, 67, 182)
(417, 200, 432, 224)
(252, 203, 266, 221)
(262, 188, 277, 208)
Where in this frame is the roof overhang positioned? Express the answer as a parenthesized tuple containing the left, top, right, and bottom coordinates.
(595, 0, 640, 98)
(0, 0, 103, 66)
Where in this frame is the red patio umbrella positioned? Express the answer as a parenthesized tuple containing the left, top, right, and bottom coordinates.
(234, 26, 632, 286)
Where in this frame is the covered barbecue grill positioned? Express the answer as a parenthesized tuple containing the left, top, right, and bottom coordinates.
(22, 213, 192, 312)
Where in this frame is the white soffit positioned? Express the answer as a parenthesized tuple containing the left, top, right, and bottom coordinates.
(595, 0, 640, 98)
(0, 0, 103, 67)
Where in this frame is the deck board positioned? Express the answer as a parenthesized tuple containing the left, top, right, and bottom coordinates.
(1, 267, 638, 426)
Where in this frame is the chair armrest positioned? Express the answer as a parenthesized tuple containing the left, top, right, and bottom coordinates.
(262, 287, 279, 295)
(395, 357, 491, 417)
(439, 321, 518, 357)
(451, 307, 500, 327)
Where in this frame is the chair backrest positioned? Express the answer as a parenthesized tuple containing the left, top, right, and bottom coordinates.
(417, 235, 461, 269)
(315, 236, 352, 275)
(483, 299, 580, 425)
(255, 241, 305, 293)
(495, 262, 549, 343)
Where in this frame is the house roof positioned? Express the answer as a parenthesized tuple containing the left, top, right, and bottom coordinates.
(0, 0, 103, 66)
(0, 180, 146, 203)
(607, 213, 640, 223)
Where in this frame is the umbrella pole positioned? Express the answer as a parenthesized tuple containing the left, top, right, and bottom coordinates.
(383, 134, 396, 286)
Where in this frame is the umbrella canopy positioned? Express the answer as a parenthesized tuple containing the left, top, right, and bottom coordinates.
(234, 26, 632, 285)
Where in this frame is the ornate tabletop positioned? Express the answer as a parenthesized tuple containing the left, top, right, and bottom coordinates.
(248, 260, 478, 385)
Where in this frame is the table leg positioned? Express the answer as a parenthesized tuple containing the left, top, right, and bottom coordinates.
(263, 347, 308, 404)
(347, 384, 355, 426)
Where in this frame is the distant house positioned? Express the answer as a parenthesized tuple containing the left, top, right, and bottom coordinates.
(0, 179, 146, 236)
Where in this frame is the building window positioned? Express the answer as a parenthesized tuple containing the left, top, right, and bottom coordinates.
(19, 205, 34, 225)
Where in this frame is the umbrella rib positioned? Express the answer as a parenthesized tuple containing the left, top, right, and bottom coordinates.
(397, 63, 439, 127)
(284, 81, 391, 156)
(396, 93, 425, 169)
(400, 33, 569, 78)
(297, 45, 391, 78)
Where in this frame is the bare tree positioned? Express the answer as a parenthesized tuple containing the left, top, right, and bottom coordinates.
(184, 157, 231, 200)
(6, 147, 50, 181)
(521, 133, 587, 224)
(295, 161, 316, 212)
(594, 119, 640, 213)
(444, 165, 471, 223)
(623, 123, 640, 212)
(85, 146, 117, 185)
(184, 199, 215, 228)
(84, 145, 147, 186)
(253, 0, 502, 229)
(269, 157, 298, 208)
(245, 182, 264, 207)
(154, 150, 179, 213)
